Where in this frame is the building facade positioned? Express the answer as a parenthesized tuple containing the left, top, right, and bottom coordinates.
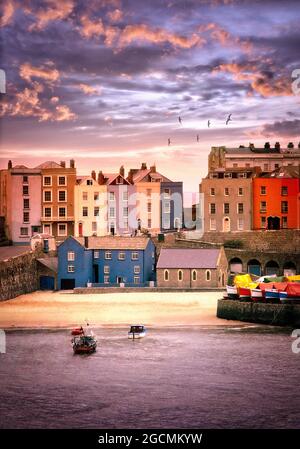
(58, 236, 156, 289)
(252, 166, 300, 230)
(0, 161, 42, 244)
(39, 160, 77, 240)
(200, 168, 256, 232)
(157, 247, 228, 288)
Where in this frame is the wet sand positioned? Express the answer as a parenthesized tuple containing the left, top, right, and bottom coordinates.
(0, 290, 241, 329)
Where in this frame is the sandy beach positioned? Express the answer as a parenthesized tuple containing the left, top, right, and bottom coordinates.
(0, 290, 241, 329)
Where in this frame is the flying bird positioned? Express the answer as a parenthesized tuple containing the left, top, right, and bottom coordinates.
(226, 114, 232, 125)
(168, 138, 171, 146)
(208, 120, 211, 128)
(178, 116, 182, 125)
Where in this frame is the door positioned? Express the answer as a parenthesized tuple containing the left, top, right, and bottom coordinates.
(40, 276, 55, 290)
(78, 223, 83, 237)
(93, 265, 99, 283)
(116, 276, 122, 284)
(223, 217, 230, 232)
(60, 278, 75, 290)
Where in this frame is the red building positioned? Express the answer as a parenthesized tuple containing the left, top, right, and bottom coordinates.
(252, 166, 300, 230)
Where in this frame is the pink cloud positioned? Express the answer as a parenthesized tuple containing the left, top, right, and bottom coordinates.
(77, 83, 101, 95)
(19, 62, 60, 84)
(0, 0, 16, 27)
(28, 0, 74, 31)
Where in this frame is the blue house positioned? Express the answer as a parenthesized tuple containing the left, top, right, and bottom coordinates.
(58, 236, 156, 289)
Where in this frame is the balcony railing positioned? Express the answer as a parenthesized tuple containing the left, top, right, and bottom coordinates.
(41, 216, 74, 221)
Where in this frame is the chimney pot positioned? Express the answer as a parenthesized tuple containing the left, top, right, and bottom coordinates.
(60, 161, 66, 168)
(8, 160, 12, 170)
(141, 162, 147, 170)
(119, 165, 125, 177)
(150, 164, 156, 173)
(98, 170, 105, 185)
(70, 159, 75, 168)
(91, 170, 96, 180)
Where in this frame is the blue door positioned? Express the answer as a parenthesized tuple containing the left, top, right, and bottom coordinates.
(40, 276, 55, 290)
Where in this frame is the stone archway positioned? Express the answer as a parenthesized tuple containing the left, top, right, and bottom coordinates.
(267, 216, 280, 230)
(283, 261, 296, 276)
(265, 260, 280, 276)
(229, 257, 243, 273)
(247, 259, 262, 276)
(223, 217, 230, 232)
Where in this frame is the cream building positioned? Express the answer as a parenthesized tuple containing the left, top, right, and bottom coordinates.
(74, 173, 107, 237)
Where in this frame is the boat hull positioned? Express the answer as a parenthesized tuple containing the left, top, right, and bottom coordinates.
(226, 285, 239, 299)
(239, 287, 251, 301)
(265, 289, 280, 302)
(250, 288, 263, 302)
(73, 345, 96, 354)
(128, 332, 146, 339)
(279, 291, 300, 304)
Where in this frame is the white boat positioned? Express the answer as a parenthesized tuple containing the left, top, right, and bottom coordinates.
(250, 288, 263, 301)
(128, 325, 146, 339)
(226, 285, 239, 299)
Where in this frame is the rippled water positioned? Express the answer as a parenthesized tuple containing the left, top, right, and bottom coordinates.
(0, 326, 299, 429)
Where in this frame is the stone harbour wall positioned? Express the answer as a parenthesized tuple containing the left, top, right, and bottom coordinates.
(0, 251, 39, 301)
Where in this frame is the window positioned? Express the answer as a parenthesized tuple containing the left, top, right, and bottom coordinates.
(210, 219, 216, 231)
(58, 176, 66, 186)
(59, 207, 66, 218)
(164, 270, 169, 281)
(68, 265, 75, 273)
(87, 179, 93, 186)
(147, 202, 152, 213)
(23, 185, 29, 195)
(131, 252, 139, 260)
(224, 203, 230, 214)
(94, 207, 100, 217)
(104, 275, 110, 284)
(123, 207, 128, 217)
(82, 207, 88, 217)
(206, 270, 211, 281)
(82, 192, 88, 201)
(123, 191, 128, 201)
(275, 164, 279, 169)
(164, 189, 170, 199)
(260, 201, 267, 213)
(116, 177, 123, 184)
(20, 227, 28, 236)
(163, 218, 170, 229)
(146, 189, 151, 197)
(238, 187, 243, 196)
(68, 251, 75, 261)
(224, 173, 232, 178)
(109, 192, 115, 201)
(238, 218, 244, 230)
(58, 190, 66, 202)
(44, 207, 52, 218)
(282, 216, 288, 229)
(23, 198, 30, 209)
(164, 202, 170, 213)
(192, 270, 197, 281)
(237, 173, 247, 179)
(58, 223, 67, 236)
(178, 270, 183, 281)
(224, 187, 229, 196)
(94, 251, 100, 259)
(210, 188, 215, 196)
(23, 176, 28, 184)
(109, 207, 115, 218)
(281, 201, 288, 213)
(105, 251, 112, 260)
(210, 203, 216, 214)
(134, 265, 140, 274)
(44, 191, 52, 202)
(23, 212, 29, 223)
(260, 186, 266, 195)
(238, 203, 244, 214)
(281, 186, 288, 196)
(261, 216, 266, 228)
(104, 266, 110, 274)
(134, 276, 140, 284)
(118, 252, 125, 260)
(43, 176, 51, 186)
(123, 218, 129, 229)
(147, 218, 152, 228)
(92, 222, 97, 233)
(94, 192, 99, 201)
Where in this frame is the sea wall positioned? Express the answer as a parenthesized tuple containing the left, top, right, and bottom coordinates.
(74, 287, 224, 294)
(217, 299, 300, 327)
(0, 251, 39, 301)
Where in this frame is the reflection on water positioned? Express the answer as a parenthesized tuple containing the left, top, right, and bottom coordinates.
(0, 326, 299, 429)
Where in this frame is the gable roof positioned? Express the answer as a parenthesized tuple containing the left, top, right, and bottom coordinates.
(260, 166, 300, 179)
(157, 248, 221, 269)
(35, 161, 62, 169)
(131, 169, 172, 183)
(103, 173, 131, 185)
(74, 236, 150, 250)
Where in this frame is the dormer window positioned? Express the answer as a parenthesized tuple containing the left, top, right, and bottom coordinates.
(116, 177, 123, 184)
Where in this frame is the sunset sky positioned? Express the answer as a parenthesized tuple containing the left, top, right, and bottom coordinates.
(1, 0, 300, 192)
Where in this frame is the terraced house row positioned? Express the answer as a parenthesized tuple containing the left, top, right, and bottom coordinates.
(0, 160, 183, 244)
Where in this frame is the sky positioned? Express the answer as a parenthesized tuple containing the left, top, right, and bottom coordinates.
(0, 0, 300, 193)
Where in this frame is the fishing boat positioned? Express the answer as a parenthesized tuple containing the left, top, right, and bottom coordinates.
(128, 325, 146, 339)
(239, 287, 251, 301)
(250, 288, 264, 302)
(279, 283, 300, 304)
(71, 327, 84, 336)
(226, 285, 239, 299)
(72, 334, 97, 354)
(265, 289, 280, 303)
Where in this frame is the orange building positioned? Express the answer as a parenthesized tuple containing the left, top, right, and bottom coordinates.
(253, 166, 300, 230)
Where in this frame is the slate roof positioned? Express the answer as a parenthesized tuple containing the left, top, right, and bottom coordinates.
(37, 257, 58, 273)
(157, 248, 221, 269)
(131, 169, 172, 183)
(35, 161, 62, 169)
(74, 236, 150, 250)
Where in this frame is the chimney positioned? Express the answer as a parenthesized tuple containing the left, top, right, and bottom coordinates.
(141, 162, 147, 170)
(70, 159, 75, 168)
(287, 142, 294, 149)
(91, 170, 96, 181)
(8, 160, 12, 170)
(249, 143, 255, 150)
(264, 142, 270, 150)
(150, 164, 156, 173)
(84, 236, 89, 248)
(275, 142, 280, 151)
(60, 161, 66, 168)
(119, 165, 125, 177)
(98, 170, 105, 185)
(127, 169, 134, 184)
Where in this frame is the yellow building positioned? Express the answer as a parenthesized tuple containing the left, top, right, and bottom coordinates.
(74, 172, 107, 237)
